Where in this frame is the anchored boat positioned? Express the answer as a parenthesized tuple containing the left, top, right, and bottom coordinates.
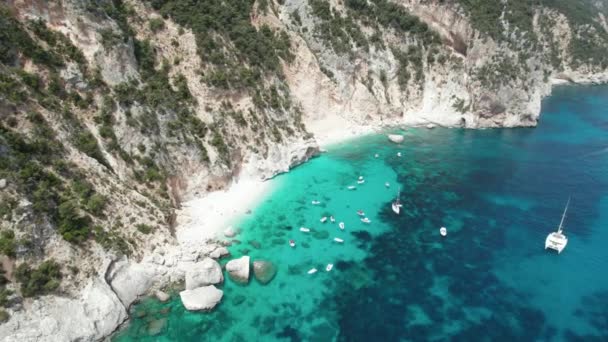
(391, 189, 403, 214)
(545, 198, 570, 254)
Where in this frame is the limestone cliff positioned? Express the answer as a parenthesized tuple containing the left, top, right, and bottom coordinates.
(1, 0, 607, 341)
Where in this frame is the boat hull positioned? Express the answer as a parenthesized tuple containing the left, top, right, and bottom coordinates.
(545, 232, 568, 253)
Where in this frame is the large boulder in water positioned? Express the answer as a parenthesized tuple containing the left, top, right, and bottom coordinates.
(226, 256, 250, 284)
(387, 134, 404, 143)
(179, 285, 223, 311)
(253, 260, 277, 285)
(185, 258, 223, 290)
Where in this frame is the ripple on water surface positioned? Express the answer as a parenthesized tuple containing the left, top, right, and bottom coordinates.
(114, 85, 608, 341)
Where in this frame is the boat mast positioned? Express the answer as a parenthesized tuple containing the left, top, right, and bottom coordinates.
(557, 197, 570, 234)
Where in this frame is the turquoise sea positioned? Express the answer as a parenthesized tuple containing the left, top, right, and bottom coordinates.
(114, 85, 608, 341)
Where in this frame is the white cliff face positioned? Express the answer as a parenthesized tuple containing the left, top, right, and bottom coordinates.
(0, 278, 126, 342)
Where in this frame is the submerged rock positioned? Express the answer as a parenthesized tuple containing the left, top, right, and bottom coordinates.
(312, 230, 329, 240)
(253, 260, 277, 285)
(249, 240, 262, 249)
(226, 256, 250, 284)
(232, 295, 246, 306)
(388, 134, 404, 143)
(146, 317, 167, 336)
(185, 258, 223, 290)
(179, 285, 223, 311)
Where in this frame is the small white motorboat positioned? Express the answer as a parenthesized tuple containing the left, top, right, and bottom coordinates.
(330, 216, 335, 223)
(339, 222, 345, 230)
(361, 218, 371, 224)
(397, 152, 402, 157)
(358, 176, 364, 180)
(347, 185, 356, 190)
(334, 237, 344, 243)
(374, 153, 379, 158)
(300, 227, 310, 233)
(440, 227, 447, 236)
(311, 200, 321, 205)
(357, 179, 365, 184)
(391, 189, 403, 214)
(356, 210, 365, 216)
(307, 268, 318, 274)
(385, 182, 390, 188)
(320, 216, 328, 223)
(545, 198, 570, 254)
(326, 264, 334, 272)
(289, 239, 296, 247)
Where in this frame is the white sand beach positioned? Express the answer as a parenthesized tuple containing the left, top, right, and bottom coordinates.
(175, 177, 275, 245)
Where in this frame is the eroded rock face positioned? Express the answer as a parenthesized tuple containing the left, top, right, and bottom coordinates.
(225, 256, 250, 284)
(185, 258, 223, 290)
(179, 285, 223, 311)
(107, 258, 158, 307)
(0, 277, 127, 342)
(253, 260, 277, 285)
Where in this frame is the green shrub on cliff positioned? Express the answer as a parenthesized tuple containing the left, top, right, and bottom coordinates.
(14, 260, 62, 297)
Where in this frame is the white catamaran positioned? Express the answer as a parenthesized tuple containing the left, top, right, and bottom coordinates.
(545, 198, 570, 254)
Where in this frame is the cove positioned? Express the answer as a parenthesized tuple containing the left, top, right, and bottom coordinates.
(113, 85, 608, 341)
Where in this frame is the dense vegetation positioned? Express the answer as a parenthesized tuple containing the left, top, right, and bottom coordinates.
(148, 0, 293, 90)
(457, 0, 608, 68)
(14, 260, 62, 297)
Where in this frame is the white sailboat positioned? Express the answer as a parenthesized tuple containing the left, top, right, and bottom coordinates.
(320, 216, 328, 223)
(333, 237, 344, 243)
(348, 185, 356, 190)
(311, 200, 321, 205)
(545, 198, 570, 254)
(326, 264, 334, 272)
(300, 227, 311, 233)
(339, 222, 345, 230)
(361, 217, 371, 224)
(391, 189, 403, 215)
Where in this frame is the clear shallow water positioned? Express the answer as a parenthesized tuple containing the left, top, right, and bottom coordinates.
(114, 85, 608, 341)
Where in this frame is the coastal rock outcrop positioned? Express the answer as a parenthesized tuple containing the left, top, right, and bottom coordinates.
(155, 290, 170, 302)
(253, 260, 277, 285)
(179, 285, 223, 311)
(0, 278, 127, 342)
(185, 258, 224, 290)
(209, 246, 230, 259)
(388, 134, 405, 143)
(225, 256, 250, 284)
(107, 258, 158, 307)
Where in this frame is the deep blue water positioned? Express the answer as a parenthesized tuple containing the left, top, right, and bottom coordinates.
(114, 85, 608, 341)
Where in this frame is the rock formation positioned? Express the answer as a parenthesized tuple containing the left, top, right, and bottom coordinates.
(179, 285, 223, 311)
(226, 256, 251, 284)
(185, 258, 224, 290)
(253, 260, 278, 285)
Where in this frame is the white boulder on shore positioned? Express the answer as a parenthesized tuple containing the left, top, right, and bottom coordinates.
(155, 290, 170, 302)
(179, 285, 223, 311)
(226, 256, 250, 284)
(224, 226, 237, 238)
(387, 134, 404, 143)
(185, 258, 223, 290)
(209, 246, 229, 259)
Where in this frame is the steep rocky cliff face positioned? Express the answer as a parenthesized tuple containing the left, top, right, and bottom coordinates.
(0, 0, 607, 340)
